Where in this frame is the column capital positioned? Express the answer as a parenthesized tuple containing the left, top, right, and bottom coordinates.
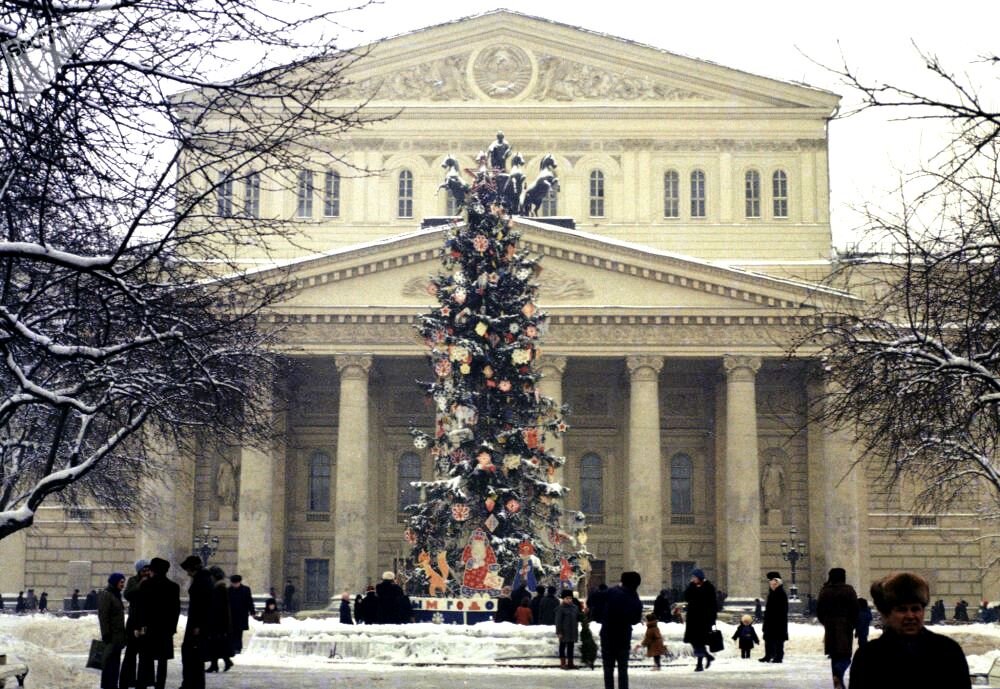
(625, 355, 663, 381)
(538, 355, 568, 377)
(335, 354, 373, 379)
(723, 355, 761, 381)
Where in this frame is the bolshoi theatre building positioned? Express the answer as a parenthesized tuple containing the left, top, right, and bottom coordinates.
(1, 11, 997, 608)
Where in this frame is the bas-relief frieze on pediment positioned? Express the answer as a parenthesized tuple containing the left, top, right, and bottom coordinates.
(337, 48, 712, 103)
(400, 266, 594, 301)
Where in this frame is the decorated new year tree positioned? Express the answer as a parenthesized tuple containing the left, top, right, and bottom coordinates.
(404, 132, 590, 598)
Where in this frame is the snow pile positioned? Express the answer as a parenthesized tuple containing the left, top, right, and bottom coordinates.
(0, 615, 95, 689)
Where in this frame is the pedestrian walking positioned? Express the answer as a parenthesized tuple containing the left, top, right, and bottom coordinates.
(593, 571, 643, 689)
(339, 591, 354, 624)
(180, 555, 213, 689)
(38, 591, 47, 612)
(282, 579, 297, 613)
(228, 574, 255, 656)
(683, 568, 717, 672)
(206, 566, 233, 673)
(640, 613, 667, 670)
(24, 589, 37, 611)
(849, 572, 970, 689)
(135, 557, 180, 689)
(760, 571, 788, 663)
(15, 591, 25, 613)
(514, 596, 533, 625)
(553, 589, 579, 669)
(97, 573, 127, 689)
(855, 597, 873, 649)
(70, 589, 81, 618)
(817, 567, 858, 689)
(732, 614, 760, 658)
(121, 559, 152, 689)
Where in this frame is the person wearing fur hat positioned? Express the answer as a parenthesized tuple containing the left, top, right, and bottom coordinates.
(375, 570, 404, 624)
(136, 557, 180, 689)
(97, 572, 127, 689)
(598, 571, 643, 689)
(120, 558, 151, 689)
(817, 567, 858, 689)
(683, 568, 717, 672)
(848, 572, 970, 688)
(760, 571, 788, 663)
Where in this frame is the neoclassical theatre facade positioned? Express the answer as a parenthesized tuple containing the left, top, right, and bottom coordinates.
(2, 11, 997, 606)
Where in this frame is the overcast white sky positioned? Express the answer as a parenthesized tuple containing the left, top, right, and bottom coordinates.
(334, 0, 1000, 249)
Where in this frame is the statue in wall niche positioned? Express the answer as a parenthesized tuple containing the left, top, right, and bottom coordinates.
(216, 457, 239, 516)
(761, 458, 786, 512)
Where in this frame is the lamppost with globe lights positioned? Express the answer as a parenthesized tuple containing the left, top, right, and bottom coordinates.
(193, 523, 219, 565)
(780, 526, 807, 601)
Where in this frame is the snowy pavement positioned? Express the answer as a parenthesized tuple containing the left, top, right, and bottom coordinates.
(1, 612, 997, 689)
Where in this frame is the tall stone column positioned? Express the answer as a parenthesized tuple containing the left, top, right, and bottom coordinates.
(625, 355, 664, 594)
(238, 381, 277, 592)
(807, 376, 865, 591)
(537, 356, 568, 482)
(333, 354, 373, 595)
(136, 432, 183, 565)
(722, 355, 762, 602)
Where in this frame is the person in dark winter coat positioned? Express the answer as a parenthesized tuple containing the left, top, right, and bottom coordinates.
(97, 573, 127, 689)
(849, 572, 970, 689)
(753, 598, 762, 623)
(375, 571, 404, 624)
(529, 585, 545, 625)
(339, 592, 354, 624)
(683, 568, 717, 672)
(206, 566, 233, 673)
(817, 567, 858, 689)
(135, 557, 181, 689)
(84, 589, 98, 611)
(282, 580, 297, 613)
(954, 599, 969, 621)
(259, 598, 280, 624)
(70, 589, 81, 617)
(121, 559, 151, 689)
(929, 599, 946, 625)
(587, 584, 608, 623)
(358, 586, 378, 624)
(595, 571, 643, 689)
(14, 592, 25, 613)
(553, 590, 580, 669)
(760, 571, 788, 663)
(495, 586, 516, 623)
(398, 591, 414, 623)
(539, 585, 559, 625)
(180, 555, 213, 689)
(227, 575, 255, 655)
(652, 589, 672, 622)
(855, 598, 873, 648)
(38, 591, 48, 612)
(732, 614, 760, 658)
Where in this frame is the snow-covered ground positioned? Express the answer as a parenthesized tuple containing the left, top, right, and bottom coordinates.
(0, 612, 997, 688)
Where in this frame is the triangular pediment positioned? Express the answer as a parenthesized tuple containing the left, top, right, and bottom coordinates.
(330, 10, 838, 110)
(262, 219, 854, 318)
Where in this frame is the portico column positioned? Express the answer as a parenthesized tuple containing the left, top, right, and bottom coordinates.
(333, 354, 373, 595)
(807, 376, 865, 592)
(537, 356, 568, 482)
(723, 355, 762, 602)
(625, 355, 664, 594)
(238, 383, 277, 592)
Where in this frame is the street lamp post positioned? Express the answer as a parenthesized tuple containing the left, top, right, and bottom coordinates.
(780, 526, 807, 601)
(193, 523, 219, 565)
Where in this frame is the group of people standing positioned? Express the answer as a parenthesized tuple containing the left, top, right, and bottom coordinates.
(340, 571, 415, 625)
(94, 555, 257, 689)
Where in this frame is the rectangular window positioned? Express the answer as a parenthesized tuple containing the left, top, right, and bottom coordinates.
(398, 171, 413, 218)
(772, 170, 788, 218)
(671, 561, 696, 597)
(589, 171, 605, 217)
(323, 170, 340, 217)
(745, 170, 761, 218)
(244, 172, 260, 218)
(690, 170, 706, 218)
(664, 171, 680, 218)
(304, 559, 329, 607)
(216, 170, 233, 217)
(296, 169, 313, 218)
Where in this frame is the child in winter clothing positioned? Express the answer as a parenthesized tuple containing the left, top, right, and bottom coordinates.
(641, 612, 667, 670)
(732, 614, 760, 658)
(514, 596, 533, 625)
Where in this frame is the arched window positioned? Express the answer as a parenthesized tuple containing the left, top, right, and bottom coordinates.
(589, 169, 605, 217)
(540, 185, 558, 216)
(244, 171, 260, 218)
(745, 169, 761, 218)
(323, 170, 340, 217)
(580, 453, 603, 523)
(216, 169, 233, 217)
(772, 170, 788, 218)
(398, 452, 422, 512)
(670, 453, 693, 516)
(398, 170, 413, 218)
(296, 169, 314, 218)
(690, 169, 706, 218)
(663, 170, 680, 218)
(308, 450, 331, 512)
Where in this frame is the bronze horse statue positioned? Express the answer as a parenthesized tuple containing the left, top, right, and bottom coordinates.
(521, 154, 558, 216)
(438, 155, 470, 210)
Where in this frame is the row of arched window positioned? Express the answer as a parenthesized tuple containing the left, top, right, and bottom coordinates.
(300, 449, 697, 518)
(216, 168, 791, 221)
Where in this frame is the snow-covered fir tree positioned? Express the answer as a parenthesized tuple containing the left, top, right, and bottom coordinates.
(405, 134, 590, 598)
